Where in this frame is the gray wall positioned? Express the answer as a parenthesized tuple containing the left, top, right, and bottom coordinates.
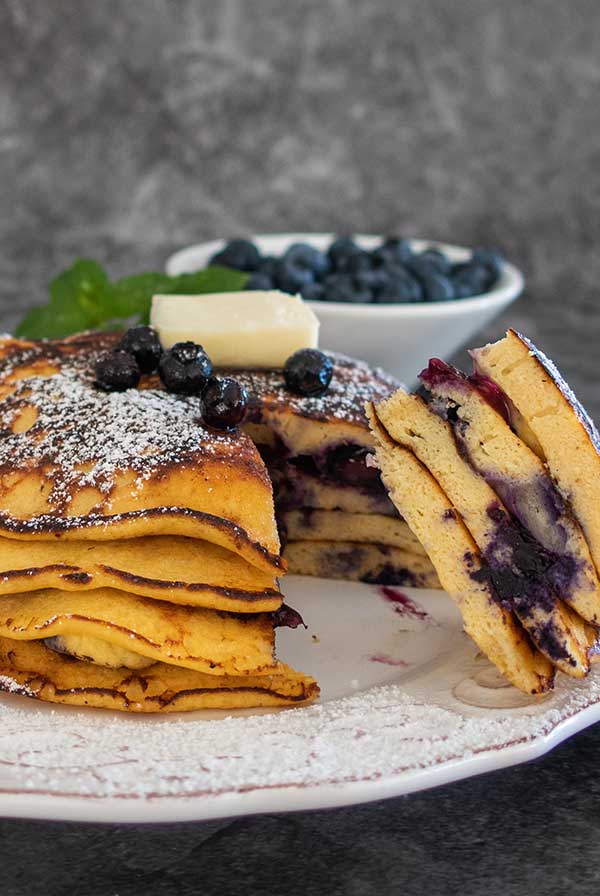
(2, 0, 599, 409)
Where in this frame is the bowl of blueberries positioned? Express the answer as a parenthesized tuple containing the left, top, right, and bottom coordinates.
(166, 234, 523, 383)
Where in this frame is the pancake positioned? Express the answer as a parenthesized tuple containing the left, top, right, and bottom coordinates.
(471, 330, 600, 578)
(281, 510, 426, 554)
(0, 333, 281, 573)
(0, 588, 276, 676)
(420, 359, 600, 624)
(284, 539, 440, 587)
(0, 534, 282, 612)
(373, 388, 591, 677)
(0, 637, 318, 712)
(366, 402, 554, 695)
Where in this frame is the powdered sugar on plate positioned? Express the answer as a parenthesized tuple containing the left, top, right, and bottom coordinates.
(0, 666, 597, 808)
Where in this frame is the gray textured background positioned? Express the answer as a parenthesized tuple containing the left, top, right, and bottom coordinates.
(2, 1, 600, 893)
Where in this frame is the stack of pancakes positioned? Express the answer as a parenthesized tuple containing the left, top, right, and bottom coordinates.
(233, 356, 439, 588)
(0, 333, 317, 712)
(368, 330, 600, 694)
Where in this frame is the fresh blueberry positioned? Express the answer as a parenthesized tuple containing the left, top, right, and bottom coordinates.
(472, 248, 504, 282)
(284, 348, 333, 396)
(417, 248, 452, 275)
(246, 272, 274, 290)
(116, 325, 162, 374)
(327, 236, 362, 271)
(283, 243, 329, 277)
(451, 261, 493, 298)
(257, 255, 279, 278)
(421, 272, 456, 301)
(354, 268, 388, 294)
(202, 376, 248, 430)
(372, 237, 413, 267)
(301, 282, 325, 301)
(158, 341, 213, 394)
(375, 270, 423, 303)
(275, 260, 315, 294)
(209, 239, 261, 272)
(322, 273, 371, 303)
(95, 350, 141, 392)
(336, 250, 372, 275)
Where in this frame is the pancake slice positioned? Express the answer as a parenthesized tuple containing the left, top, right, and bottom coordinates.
(0, 535, 282, 612)
(471, 329, 600, 578)
(284, 540, 439, 587)
(281, 510, 426, 554)
(366, 403, 553, 694)
(0, 588, 276, 676)
(0, 637, 318, 712)
(420, 361, 600, 625)
(372, 390, 590, 678)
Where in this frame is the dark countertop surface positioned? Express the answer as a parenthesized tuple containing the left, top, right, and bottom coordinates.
(2, 1, 600, 893)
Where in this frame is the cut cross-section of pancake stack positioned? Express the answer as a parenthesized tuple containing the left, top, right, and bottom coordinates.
(232, 356, 439, 588)
(0, 332, 318, 712)
(367, 329, 600, 694)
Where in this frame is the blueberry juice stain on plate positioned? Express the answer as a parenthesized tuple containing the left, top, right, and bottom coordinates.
(366, 587, 438, 669)
(378, 586, 437, 626)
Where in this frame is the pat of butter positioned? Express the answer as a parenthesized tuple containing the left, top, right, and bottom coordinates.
(151, 291, 319, 368)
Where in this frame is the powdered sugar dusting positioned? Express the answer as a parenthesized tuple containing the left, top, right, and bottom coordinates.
(0, 667, 598, 808)
(229, 353, 399, 427)
(0, 334, 259, 514)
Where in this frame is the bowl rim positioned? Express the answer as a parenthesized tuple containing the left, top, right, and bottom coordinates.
(165, 233, 524, 318)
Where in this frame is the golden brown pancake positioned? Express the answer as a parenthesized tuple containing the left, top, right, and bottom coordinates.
(284, 539, 439, 587)
(0, 637, 318, 712)
(471, 329, 600, 580)
(0, 588, 277, 676)
(367, 402, 554, 695)
(373, 388, 591, 678)
(0, 333, 281, 573)
(0, 534, 282, 612)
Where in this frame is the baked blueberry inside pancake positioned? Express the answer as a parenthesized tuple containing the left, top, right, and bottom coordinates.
(367, 402, 554, 695)
(371, 388, 593, 678)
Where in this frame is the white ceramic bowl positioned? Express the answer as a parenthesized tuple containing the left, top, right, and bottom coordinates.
(165, 233, 524, 383)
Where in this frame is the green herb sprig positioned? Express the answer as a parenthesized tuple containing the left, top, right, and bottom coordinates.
(15, 259, 248, 340)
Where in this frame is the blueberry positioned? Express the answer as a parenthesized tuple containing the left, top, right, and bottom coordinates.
(354, 268, 388, 294)
(322, 274, 371, 303)
(372, 237, 413, 267)
(451, 261, 493, 298)
(209, 239, 261, 272)
(284, 349, 333, 397)
(421, 272, 456, 301)
(301, 282, 325, 301)
(283, 243, 329, 277)
(406, 256, 441, 281)
(472, 248, 504, 282)
(257, 255, 279, 278)
(375, 271, 423, 303)
(275, 260, 315, 294)
(158, 341, 213, 394)
(336, 250, 372, 275)
(202, 376, 248, 430)
(417, 248, 452, 275)
(246, 272, 273, 290)
(95, 350, 141, 392)
(327, 236, 362, 271)
(116, 325, 162, 374)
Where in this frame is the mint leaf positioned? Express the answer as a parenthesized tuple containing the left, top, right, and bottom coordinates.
(14, 261, 250, 339)
(168, 266, 248, 294)
(49, 259, 113, 325)
(15, 304, 92, 340)
(109, 273, 172, 320)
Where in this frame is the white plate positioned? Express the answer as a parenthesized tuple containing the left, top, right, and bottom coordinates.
(0, 576, 599, 823)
